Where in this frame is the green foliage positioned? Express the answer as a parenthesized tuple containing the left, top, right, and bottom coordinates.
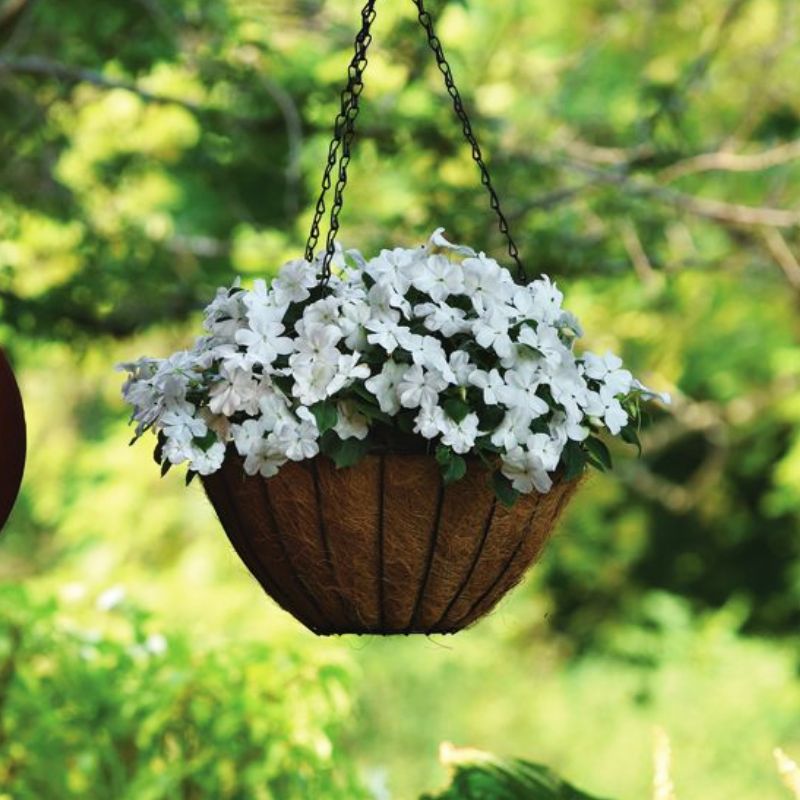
(423, 753, 608, 800)
(1, 0, 800, 797)
(0, 586, 368, 800)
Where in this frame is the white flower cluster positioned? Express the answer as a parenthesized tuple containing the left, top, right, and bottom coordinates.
(120, 230, 666, 497)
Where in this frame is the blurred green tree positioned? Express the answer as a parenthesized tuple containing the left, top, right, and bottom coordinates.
(1, 0, 799, 647)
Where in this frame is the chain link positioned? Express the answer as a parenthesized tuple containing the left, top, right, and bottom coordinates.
(306, 0, 525, 284)
(410, 0, 525, 280)
(305, 0, 378, 283)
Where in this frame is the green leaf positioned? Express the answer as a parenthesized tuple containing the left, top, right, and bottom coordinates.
(585, 436, 613, 471)
(153, 431, 166, 464)
(436, 444, 454, 466)
(492, 471, 520, 508)
(443, 397, 470, 424)
(310, 401, 338, 434)
(562, 440, 587, 481)
(620, 424, 642, 456)
(441, 454, 467, 485)
(478, 403, 505, 431)
(330, 436, 370, 469)
(194, 430, 219, 452)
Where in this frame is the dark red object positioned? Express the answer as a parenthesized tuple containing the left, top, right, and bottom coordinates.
(0, 350, 26, 532)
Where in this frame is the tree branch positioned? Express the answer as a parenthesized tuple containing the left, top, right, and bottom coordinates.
(659, 139, 800, 183)
(0, 55, 208, 113)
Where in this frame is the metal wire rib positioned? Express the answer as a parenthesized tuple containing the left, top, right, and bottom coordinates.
(255, 476, 332, 632)
(310, 460, 355, 627)
(431, 495, 497, 631)
(305, 0, 378, 283)
(376, 453, 386, 631)
(407, 477, 447, 632)
(411, 0, 525, 281)
(209, 470, 296, 620)
(449, 491, 545, 630)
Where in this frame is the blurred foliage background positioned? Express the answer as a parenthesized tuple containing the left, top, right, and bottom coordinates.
(1, 0, 799, 797)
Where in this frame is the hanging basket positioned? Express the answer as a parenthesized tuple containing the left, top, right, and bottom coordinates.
(119, 0, 666, 636)
(0, 349, 26, 533)
(203, 453, 579, 635)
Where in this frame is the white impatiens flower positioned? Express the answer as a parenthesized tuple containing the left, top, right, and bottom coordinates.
(190, 441, 227, 475)
(208, 365, 260, 417)
(272, 407, 319, 462)
(271, 258, 317, 305)
(472, 306, 514, 359)
(334, 401, 369, 441)
(397, 364, 449, 410)
(414, 403, 447, 439)
(364, 360, 407, 415)
(501, 445, 553, 494)
(440, 412, 482, 455)
(161, 405, 207, 444)
(582, 351, 633, 397)
(518, 323, 567, 368)
(469, 368, 505, 405)
(235, 306, 293, 367)
(120, 229, 668, 498)
(410, 255, 465, 302)
(497, 363, 550, 419)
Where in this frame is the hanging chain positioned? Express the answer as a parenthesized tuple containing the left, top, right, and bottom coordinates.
(410, 0, 525, 280)
(305, 0, 378, 283)
(306, 0, 525, 284)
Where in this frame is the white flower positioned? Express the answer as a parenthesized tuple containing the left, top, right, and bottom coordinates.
(272, 407, 319, 461)
(469, 368, 505, 405)
(364, 361, 407, 415)
(190, 441, 227, 475)
(334, 401, 370, 441)
(232, 417, 268, 457)
(414, 404, 447, 439)
(122, 229, 658, 495)
(161, 405, 207, 444)
(243, 439, 287, 477)
(584, 389, 629, 435)
(301, 296, 343, 333)
(440, 412, 482, 454)
(396, 330, 453, 379)
(163, 436, 194, 465)
(327, 353, 371, 396)
(518, 323, 568, 367)
(496, 363, 550, 418)
(582, 351, 633, 397)
(525, 432, 563, 472)
(208, 365, 260, 417)
(448, 351, 474, 386)
(235, 306, 293, 367)
(365, 318, 406, 354)
(410, 255, 465, 301)
(271, 258, 317, 305)
(473, 311, 514, 359)
(367, 282, 407, 322)
(501, 446, 553, 494)
(204, 286, 247, 339)
(428, 227, 476, 257)
(397, 364, 448, 409)
(490, 406, 537, 451)
(529, 275, 564, 324)
(291, 359, 338, 405)
(292, 321, 342, 362)
(413, 302, 469, 337)
(463, 255, 514, 308)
